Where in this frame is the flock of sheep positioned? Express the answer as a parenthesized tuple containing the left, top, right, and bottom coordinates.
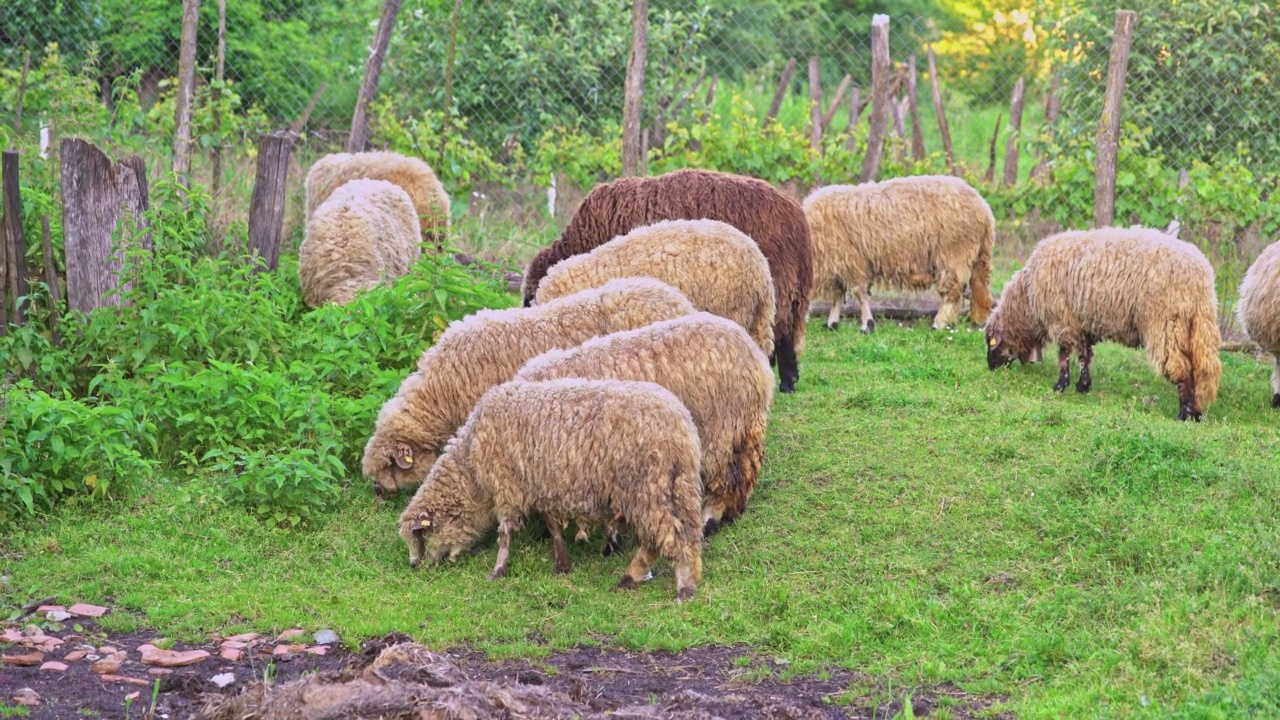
(297, 151, 1280, 602)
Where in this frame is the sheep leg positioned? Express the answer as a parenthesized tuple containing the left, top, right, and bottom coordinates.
(1076, 344, 1094, 394)
(1271, 358, 1280, 408)
(1053, 346, 1072, 393)
(1176, 373, 1202, 422)
(933, 272, 964, 329)
(776, 337, 799, 394)
(855, 287, 875, 334)
(674, 559, 698, 605)
(825, 300, 842, 331)
(616, 545, 659, 591)
(549, 523, 572, 575)
(488, 520, 515, 580)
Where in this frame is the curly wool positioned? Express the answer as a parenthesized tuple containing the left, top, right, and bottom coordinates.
(1238, 240, 1280, 405)
(362, 278, 698, 494)
(985, 226, 1221, 418)
(305, 151, 451, 248)
(398, 378, 704, 602)
(533, 219, 776, 357)
(516, 312, 774, 533)
(520, 168, 813, 393)
(298, 179, 420, 307)
(803, 175, 995, 331)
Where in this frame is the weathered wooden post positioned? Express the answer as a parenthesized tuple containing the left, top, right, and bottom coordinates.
(984, 112, 1003, 183)
(907, 55, 926, 162)
(620, 0, 650, 177)
(1030, 72, 1062, 184)
(247, 130, 298, 272)
(1094, 9, 1138, 228)
(172, 0, 201, 198)
(1002, 77, 1027, 187)
(2, 150, 28, 327)
(820, 73, 852, 133)
(61, 138, 151, 314)
(844, 87, 864, 151)
(764, 58, 797, 126)
(807, 57, 823, 153)
(926, 46, 956, 175)
(211, 0, 227, 198)
(348, 0, 405, 153)
(859, 14, 891, 183)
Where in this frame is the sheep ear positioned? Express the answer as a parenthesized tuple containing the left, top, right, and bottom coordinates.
(393, 447, 414, 470)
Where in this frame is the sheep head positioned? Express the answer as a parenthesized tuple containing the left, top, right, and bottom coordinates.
(363, 387, 445, 496)
(397, 454, 492, 569)
(985, 327, 1042, 370)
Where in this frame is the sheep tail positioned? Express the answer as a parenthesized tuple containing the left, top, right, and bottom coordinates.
(1189, 308, 1222, 411)
(968, 220, 995, 325)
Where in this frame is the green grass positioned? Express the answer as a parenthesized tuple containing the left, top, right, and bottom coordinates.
(5, 319, 1280, 717)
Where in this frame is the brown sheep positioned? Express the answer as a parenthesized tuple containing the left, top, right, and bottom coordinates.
(802, 175, 995, 333)
(1238, 240, 1280, 408)
(985, 227, 1221, 421)
(520, 168, 813, 394)
(362, 278, 697, 495)
(398, 378, 705, 603)
(515, 312, 774, 536)
(533, 219, 776, 356)
(305, 151, 451, 248)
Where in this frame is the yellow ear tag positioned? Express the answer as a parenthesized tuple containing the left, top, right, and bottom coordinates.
(404, 453, 413, 465)
(423, 519, 431, 527)
(988, 337, 999, 347)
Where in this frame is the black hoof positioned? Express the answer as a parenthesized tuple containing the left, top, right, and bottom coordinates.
(602, 537, 621, 557)
(1075, 381, 1091, 394)
(1177, 406, 1202, 422)
(824, 322, 838, 331)
(779, 380, 796, 394)
(676, 587, 696, 604)
(1052, 380, 1068, 393)
(861, 319, 875, 334)
(615, 576, 639, 592)
(1272, 393, 1280, 408)
(702, 518, 721, 538)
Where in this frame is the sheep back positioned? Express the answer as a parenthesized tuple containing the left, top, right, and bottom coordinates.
(305, 151, 451, 247)
(521, 168, 812, 393)
(533, 219, 777, 356)
(516, 312, 774, 532)
(298, 178, 421, 307)
(362, 278, 698, 494)
(1238, 240, 1280, 405)
(803, 175, 995, 327)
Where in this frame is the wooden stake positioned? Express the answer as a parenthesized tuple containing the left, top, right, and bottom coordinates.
(172, 0, 201, 198)
(907, 55, 925, 161)
(15, 52, 30, 135)
(211, 0, 227, 198)
(439, 0, 462, 161)
(2, 150, 27, 327)
(620, 0, 650, 177)
(845, 87, 863, 151)
(985, 112, 1003, 184)
(820, 73, 852, 133)
(926, 46, 956, 174)
(1002, 77, 1027, 187)
(248, 131, 298, 272)
(290, 82, 328, 134)
(1030, 72, 1061, 183)
(807, 57, 823, 153)
(764, 58, 797, 126)
(1094, 9, 1138, 228)
(41, 215, 60, 344)
(348, 0, 405, 153)
(859, 15, 891, 183)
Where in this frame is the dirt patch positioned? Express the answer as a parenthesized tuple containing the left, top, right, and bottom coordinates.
(3, 621, 1004, 719)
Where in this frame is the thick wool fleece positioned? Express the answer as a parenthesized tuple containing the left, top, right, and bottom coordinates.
(305, 151, 451, 247)
(362, 278, 698, 494)
(520, 168, 813, 393)
(298, 179, 420, 307)
(1238, 240, 1280, 406)
(985, 226, 1221, 420)
(398, 378, 704, 602)
(533, 219, 776, 356)
(802, 175, 995, 331)
(516, 312, 774, 533)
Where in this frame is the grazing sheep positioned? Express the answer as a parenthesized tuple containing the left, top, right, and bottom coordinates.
(362, 278, 697, 495)
(985, 227, 1221, 421)
(298, 178, 421, 307)
(305, 151, 451, 248)
(520, 168, 813, 394)
(1238, 241, 1280, 408)
(398, 378, 704, 603)
(516, 312, 774, 536)
(533, 219, 776, 356)
(802, 175, 995, 333)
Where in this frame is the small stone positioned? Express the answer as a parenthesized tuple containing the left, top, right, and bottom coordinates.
(272, 644, 306, 656)
(100, 646, 120, 655)
(305, 646, 329, 656)
(148, 668, 173, 676)
(36, 605, 66, 615)
(1, 628, 22, 643)
(39, 661, 68, 672)
(67, 603, 108, 618)
(34, 638, 64, 653)
(101, 674, 151, 686)
(11, 688, 40, 706)
(219, 647, 242, 662)
(210, 672, 235, 688)
(219, 640, 248, 650)
(45, 611, 72, 622)
(64, 650, 89, 663)
(313, 629, 338, 645)
(275, 629, 305, 643)
(139, 647, 210, 667)
(92, 656, 123, 675)
(225, 633, 260, 643)
(23, 624, 43, 637)
(136, 643, 158, 653)
(2, 651, 44, 666)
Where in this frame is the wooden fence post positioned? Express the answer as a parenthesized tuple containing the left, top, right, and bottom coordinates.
(1002, 77, 1027, 187)
(620, 0, 650, 177)
(844, 87, 863, 151)
(61, 138, 151, 314)
(211, 0, 227, 198)
(984, 113, 1002, 183)
(1030, 72, 1062, 183)
(2, 151, 28, 327)
(248, 131, 298, 272)
(859, 14, 891, 183)
(764, 58, 797, 126)
(15, 53, 30, 134)
(172, 0, 201, 198)
(807, 57, 822, 153)
(348, 0, 405, 153)
(0, 186, 6, 336)
(820, 73, 852, 133)
(438, 0, 462, 161)
(40, 216, 61, 344)
(1094, 9, 1138, 228)
(926, 46, 956, 175)
(907, 55, 926, 162)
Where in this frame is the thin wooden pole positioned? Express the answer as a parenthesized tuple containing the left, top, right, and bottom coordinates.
(1002, 77, 1027, 187)
(1094, 10, 1138, 228)
(907, 55, 925, 162)
(984, 112, 1003, 184)
(820, 73, 852, 133)
(764, 58, 798, 126)
(348, 0, 405, 153)
(15, 52, 30, 134)
(926, 46, 956, 174)
(620, 0, 650, 177)
(807, 57, 822, 153)
(844, 87, 863, 151)
(2, 150, 27, 327)
(211, 0, 227, 199)
(41, 216, 60, 344)
(290, 83, 328, 134)
(172, 0, 201, 198)
(859, 15, 891, 183)
(439, 0, 462, 161)
(1030, 72, 1062, 183)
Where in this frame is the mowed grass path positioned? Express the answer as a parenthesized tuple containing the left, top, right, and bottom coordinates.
(7, 319, 1280, 716)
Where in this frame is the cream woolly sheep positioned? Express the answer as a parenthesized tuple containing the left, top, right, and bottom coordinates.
(362, 278, 698, 495)
(1238, 240, 1280, 408)
(305, 151, 451, 248)
(398, 378, 704, 603)
(515, 312, 774, 536)
(803, 175, 995, 332)
(298, 178, 420, 307)
(985, 227, 1222, 421)
(532, 219, 777, 357)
